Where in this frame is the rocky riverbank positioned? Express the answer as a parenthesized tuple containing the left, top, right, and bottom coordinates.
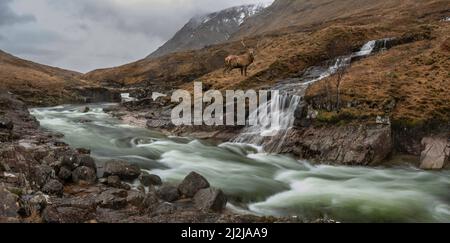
(105, 95, 449, 169)
(1, 91, 320, 223)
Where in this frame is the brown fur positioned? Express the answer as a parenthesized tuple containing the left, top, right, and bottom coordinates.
(224, 42, 256, 76)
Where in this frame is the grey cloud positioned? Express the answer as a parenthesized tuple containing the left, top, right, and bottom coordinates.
(49, 0, 271, 40)
(0, 0, 272, 72)
(0, 0, 36, 26)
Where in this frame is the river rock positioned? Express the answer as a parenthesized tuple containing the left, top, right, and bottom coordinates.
(0, 186, 20, 221)
(279, 124, 392, 165)
(141, 190, 161, 213)
(96, 189, 128, 210)
(81, 107, 90, 113)
(103, 160, 141, 180)
(78, 155, 97, 172)
(52, 194, 97, 210)
(58, 167, 72, 181)
(127, 190, 146, 208)
(61, 155, 79, 170)
(103, 106, 120, 113)
(42, 205, 95, 223)
(139, 172, 162, 186)
(76, 148, 91, 155)
(178, 172, 210, 197)
(32, 165, 55, 188)
(0, 117, 14, 130)
(152, 202, 177, 216)
(420, 137, 450, 170)
(157, 185, 180, 202)
(107, 175, 122, 188)
(72, 166, 97, 185)
(27, 192, 50, 213)
(193, 188, 227, 212)
(42, 179, 64, 197)
(75, 119, 92, 124)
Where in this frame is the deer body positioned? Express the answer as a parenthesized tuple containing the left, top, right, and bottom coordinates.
(224, 40, 256, 76)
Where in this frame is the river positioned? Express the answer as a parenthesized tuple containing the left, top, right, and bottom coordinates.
(30, 104, 450, 223)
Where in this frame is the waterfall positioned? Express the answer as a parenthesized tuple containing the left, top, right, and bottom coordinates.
(234, 93, 302, 149)
(355, 40, 376, 56)
(234, 38, 391, 151)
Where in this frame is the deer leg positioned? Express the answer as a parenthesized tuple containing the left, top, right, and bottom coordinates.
(240, 68, 244, 76)
(244, 67, 248, 76)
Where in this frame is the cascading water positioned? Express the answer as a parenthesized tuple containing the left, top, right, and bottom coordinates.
(355, 40, 376, 56)
(30, 103, 450, 222)
(234, 39, 381, 151)
(26, 37, 446, 223)
(234, 93, 302, 150)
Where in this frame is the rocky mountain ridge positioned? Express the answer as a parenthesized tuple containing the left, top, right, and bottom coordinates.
(148, 3, 270, 59)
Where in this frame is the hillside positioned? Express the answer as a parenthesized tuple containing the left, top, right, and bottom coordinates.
(306, 25, 450, 123)
(232, 0, 450, 38)
(0, 50, 121, 106)
(148, 4, 269, 59)
(84, 0, 449, 127)
(0, 50, 88, 106)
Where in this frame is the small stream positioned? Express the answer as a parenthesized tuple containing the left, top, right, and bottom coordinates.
(30, 104, 450, 223)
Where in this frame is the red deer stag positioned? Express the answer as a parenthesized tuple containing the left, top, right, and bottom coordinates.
(224, 40, 256, 76)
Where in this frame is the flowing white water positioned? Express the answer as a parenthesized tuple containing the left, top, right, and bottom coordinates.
(234, 40, 377, 150)
(30, 104, 450, 222)
(355, 40, 376, 56)
(121, 93, 137, 103)
(234, 93, 302, 149)
(27, 38, 449, 223)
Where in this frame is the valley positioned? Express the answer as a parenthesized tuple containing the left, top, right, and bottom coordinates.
(0, 0, 449, 223)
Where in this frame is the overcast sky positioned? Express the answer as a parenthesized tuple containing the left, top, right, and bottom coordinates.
(0, 0, 273, 73)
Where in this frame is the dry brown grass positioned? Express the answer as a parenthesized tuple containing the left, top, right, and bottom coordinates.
(306, 23, 450, 124)
(0, 50, 86, 106)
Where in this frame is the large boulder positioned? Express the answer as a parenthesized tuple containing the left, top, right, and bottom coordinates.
(42, 179, 64, 197)
(72, 166, 97, 185)
(193, 188, 227, 212)
(280, 124, 393, 165)
(139, 172, 162, 186)
(78, 155, 97, 172)
(420, 137, 450, 170)
(57, 167, 72, 181)
(157, 185, 180, 202)
(103, 160, 141, 180)
(0, 186, 20, 222)
(61, 155, 79, 170)
(17, 193, 47, 218)
(32, 165, 55, 188)
(178, 172, 210, 197)
(107, 175, 122, 188)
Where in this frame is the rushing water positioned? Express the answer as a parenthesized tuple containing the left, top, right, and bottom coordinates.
(234, 40, 379, 150)
(30, 104, 450, 223)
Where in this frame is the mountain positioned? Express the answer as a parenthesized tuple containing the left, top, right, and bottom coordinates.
(147, 3, 270, 59)
(84, 0, 449, 129)
(232, 0, 450, 38)
(87, 0, 449, 89)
